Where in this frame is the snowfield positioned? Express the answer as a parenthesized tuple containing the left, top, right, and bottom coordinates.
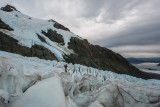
(0, 8, 80, 61)
(0, 51, 160, 107)
(10, 75, 67, 107)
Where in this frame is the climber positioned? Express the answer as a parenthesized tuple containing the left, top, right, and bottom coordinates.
(64, 64, 67, 72)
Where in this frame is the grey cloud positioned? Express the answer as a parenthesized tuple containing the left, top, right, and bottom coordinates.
(94, 0, 160, 48)
(104, 23, 160, 47)
(111, 45, 160, 53)
(81, 0, 143, 23)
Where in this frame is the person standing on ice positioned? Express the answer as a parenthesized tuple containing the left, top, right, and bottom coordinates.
(64, 64, 67, 72)
(61, 64, 70, 75)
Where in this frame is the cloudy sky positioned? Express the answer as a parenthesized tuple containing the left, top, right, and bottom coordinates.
(1, 0, 160, 58)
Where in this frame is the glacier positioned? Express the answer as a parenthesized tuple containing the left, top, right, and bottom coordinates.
(0, 51, 160, 107)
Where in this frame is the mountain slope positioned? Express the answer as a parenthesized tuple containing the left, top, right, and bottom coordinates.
(0, 5, 159, 79)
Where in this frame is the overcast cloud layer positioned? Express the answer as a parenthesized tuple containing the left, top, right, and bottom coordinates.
(0, 0, 160, 58)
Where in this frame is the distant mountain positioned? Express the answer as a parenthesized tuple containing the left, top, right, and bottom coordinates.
(128, 57, 160, 64)
(1, 5, 160, 79)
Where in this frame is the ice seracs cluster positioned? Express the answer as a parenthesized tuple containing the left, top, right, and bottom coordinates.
(0, 51, 160, 107)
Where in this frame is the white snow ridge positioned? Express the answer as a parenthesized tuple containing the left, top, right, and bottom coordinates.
(0, 5, 160, 107)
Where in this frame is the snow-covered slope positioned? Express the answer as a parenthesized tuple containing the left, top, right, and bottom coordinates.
(0, 51, 160, 107)
(10, 75, 67, 107)
(0, 5, 79, 61)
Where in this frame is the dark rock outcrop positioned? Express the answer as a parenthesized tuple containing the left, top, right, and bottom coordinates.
(49, 19, 70, 31)
(1, 5, 18, 12)
(0, 19, 13, 31)
(0, 31, 57, 60)
(158, 63, 160, 66)
(65, 37, 160, 79)
(42, 29, 64, 45)
(37, 34, 47, 43)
